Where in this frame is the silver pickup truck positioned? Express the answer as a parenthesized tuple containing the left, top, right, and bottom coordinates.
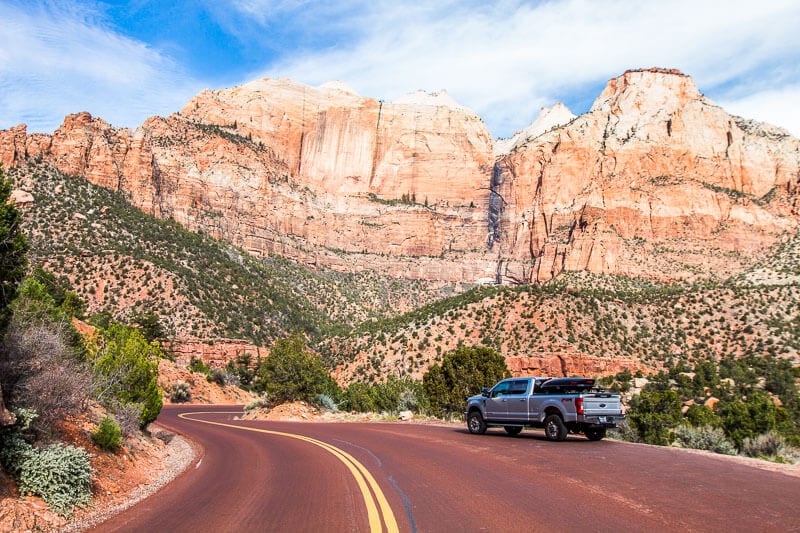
(465, 377, 624, 441)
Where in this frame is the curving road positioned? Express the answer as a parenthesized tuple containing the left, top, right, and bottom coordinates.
(92, 405, 800, 532)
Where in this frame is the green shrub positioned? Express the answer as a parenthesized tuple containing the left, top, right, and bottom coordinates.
(0, 430, 35, 478)
(0, 166, 29, 334)
(256, 333, 340, 404)
(18, 443, 92, 516)
(628, 389, 682, 445)
(341, 382, 377, 413)
(170, 381, 192, 403)
(92, 417, 123, 451)
(89, 323, 163, 427)
(188, 356, 211, 376)
(423, 345, 510, 417)
(673, 425, 736, 455)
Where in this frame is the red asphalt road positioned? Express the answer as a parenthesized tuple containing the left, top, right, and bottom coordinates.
(92, 405, 800, 532)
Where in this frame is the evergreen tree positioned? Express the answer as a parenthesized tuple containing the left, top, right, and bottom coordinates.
(423, 345, 510, 417)
(0, 165, 28, 334)
(257, 333, 339, 404)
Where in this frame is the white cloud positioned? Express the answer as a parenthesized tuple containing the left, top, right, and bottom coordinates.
(249, 0, 800, 138)
(0, 1, 203, 133)
(719, 86, 800, 138)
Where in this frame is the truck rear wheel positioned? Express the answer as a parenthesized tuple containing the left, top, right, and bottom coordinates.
(585, 427, 606, 441)
(504, 426, 522, 436)
(544, 414, 568, 441)
(467, 411, 487, 434)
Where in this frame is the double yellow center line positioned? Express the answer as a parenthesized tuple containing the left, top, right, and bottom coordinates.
(178, 411, 399, 533)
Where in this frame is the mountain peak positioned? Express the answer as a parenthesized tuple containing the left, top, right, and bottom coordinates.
(494, 102, 575, 155)
(591, 67, 703, 114)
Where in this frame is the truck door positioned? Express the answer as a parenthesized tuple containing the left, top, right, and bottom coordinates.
(505, 379, 531, 421)
(485, 380, 511, 420)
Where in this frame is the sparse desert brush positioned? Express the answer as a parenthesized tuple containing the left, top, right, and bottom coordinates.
(673, 425, 736, 455)
(244, 395, 270, 413)
(742, 432, 799, 463)
(170, 381, 192, 403)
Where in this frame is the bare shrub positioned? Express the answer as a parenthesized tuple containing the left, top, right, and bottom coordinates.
(108, 402, 143, 437)
(0, 315, 91, 434)
(742, 432, 799, 463)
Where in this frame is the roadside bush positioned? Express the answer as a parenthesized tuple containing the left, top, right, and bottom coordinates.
(607, 418, 640, 443)
(256, 333, 340, 404)
(92, 417, 123, 451)
(684, 404, 721, 428)
(628, 389, 682, 445)
(717, 392, 790, 450)
(109, 401, 143, 437)
(341, 382, 376, 413)
(0, 301, 90, 434)
(89, 323, 163, 427)
(170, 381, 192, 403)
(742, 432, 798, 463)
(244, 395, 269, 413)
(423, 345, 510, 417)
(371, 376, 427, 414)
(18, 443, 92, 516)
(673, 425, 736, 455)
(315, 394, 339, 411)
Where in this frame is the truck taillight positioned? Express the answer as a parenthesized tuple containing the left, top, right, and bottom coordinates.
(575, 397, 584, 414)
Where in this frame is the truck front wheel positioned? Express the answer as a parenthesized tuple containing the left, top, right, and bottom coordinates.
(467, 411, 487, 434)
(585, 427, 606, 441)
(544, 414, 568, 441)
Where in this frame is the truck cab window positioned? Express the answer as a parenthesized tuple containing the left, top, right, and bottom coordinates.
(508, 380, 529, 395)
(490, 382, 510, 397)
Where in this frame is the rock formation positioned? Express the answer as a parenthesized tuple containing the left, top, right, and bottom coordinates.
(1, 68, 798, 285)
(492, 68, 800, 282)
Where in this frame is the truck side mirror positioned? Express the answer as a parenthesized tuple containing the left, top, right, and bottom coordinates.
(481, 387, 489, 397)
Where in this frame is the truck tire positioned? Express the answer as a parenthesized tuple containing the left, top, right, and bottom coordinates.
(544, 414, 568, 441)
(504, 426, 522, 436)
(467, 411, 487, 434)
(585, 427, 606, 441)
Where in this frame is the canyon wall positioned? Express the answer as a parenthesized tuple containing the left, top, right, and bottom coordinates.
(2, 69, 799, 286)
(492, 69, 800, 282)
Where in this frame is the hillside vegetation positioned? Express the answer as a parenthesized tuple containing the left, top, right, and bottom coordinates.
(327, 240, 800, 383)
(9, 162, 458, 345)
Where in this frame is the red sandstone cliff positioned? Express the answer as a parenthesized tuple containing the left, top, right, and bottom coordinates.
(2, 68, 798, 283)
(492, 69, 800, 282)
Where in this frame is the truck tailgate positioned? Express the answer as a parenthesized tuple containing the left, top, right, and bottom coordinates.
(583, 393, 623, 416)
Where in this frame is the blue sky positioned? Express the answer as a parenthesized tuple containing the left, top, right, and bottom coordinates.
(2, 0, 800, 139)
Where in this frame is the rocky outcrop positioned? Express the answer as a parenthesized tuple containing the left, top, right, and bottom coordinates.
(163, 337, 265, 369)
(505, 352, 649, 378)
(492, 68, 800, 282)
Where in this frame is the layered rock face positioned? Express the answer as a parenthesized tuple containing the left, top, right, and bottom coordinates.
(1, 68, 799, 284)
(1, 80, 500, 281)
(492, 69, 800, 282)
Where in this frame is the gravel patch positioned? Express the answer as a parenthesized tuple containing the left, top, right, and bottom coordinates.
(62, 427, 196, 532)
